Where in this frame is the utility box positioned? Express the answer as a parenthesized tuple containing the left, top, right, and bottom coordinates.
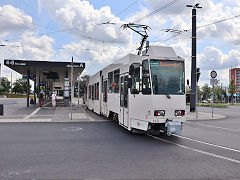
(64, 78, 70, 107)
(0, 104, 3, 116)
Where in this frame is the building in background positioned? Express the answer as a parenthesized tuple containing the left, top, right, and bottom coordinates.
(229, 68, 240, 95)
(229, 68, 240, 103)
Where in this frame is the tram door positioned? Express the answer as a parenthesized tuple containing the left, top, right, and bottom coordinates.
(102, 79, 108, 115)
(120, 74, 129, 127)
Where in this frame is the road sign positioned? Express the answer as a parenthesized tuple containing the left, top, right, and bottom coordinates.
(210, 78, 218, 86)
(210, 70, 217, 79)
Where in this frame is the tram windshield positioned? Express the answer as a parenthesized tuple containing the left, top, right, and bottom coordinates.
(150, 60, 185, 95)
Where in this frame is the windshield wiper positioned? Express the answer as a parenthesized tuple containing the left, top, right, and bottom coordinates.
(161, 87, 171, 99)
(165, 93, 171, 99)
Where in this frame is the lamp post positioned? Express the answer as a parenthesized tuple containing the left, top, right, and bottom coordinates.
(187, 3, 202, 112)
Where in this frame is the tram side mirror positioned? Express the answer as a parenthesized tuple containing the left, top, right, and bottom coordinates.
(187, 79, 189, 86)
(128, 78, 132, 88)
(129, 65, 134, 76)
(131, 89, 139, 94)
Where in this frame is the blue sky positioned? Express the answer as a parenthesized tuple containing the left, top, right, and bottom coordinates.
(0, 0, 240, 87)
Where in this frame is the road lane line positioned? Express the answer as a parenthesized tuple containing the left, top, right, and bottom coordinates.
(23, 101, 51, 120)
(185, 121, 240, 132)
(173, 134, 240, 153)
(147, 134, 240, 165)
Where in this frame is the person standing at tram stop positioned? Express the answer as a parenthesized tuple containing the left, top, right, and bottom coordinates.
(39, 90, 44, 107)
(51, 91, 57, 107)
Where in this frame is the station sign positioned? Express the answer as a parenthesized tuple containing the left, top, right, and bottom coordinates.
(66, 63, 84, 68)
(22, 75, 35, 79)
(4, 60, 26, 66)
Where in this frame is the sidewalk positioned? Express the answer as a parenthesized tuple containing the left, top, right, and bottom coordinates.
(0, 97, 226, 122)
(186, 111, 226, 121)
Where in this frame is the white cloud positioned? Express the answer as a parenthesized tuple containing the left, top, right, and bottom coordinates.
(41, 0, 131, 43)
(58, 40, 138, 75)
(0, 33, 55, 78)
(0, 5, 34, 38)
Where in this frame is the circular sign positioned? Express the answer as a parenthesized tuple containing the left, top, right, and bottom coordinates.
(210, 70, 217, 79)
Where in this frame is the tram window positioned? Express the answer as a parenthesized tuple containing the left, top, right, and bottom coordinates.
(142, 60, 151, 94)
(108, 72, 113, 93)
(97, 82, 99, 100)
(104, 80, 107, 102)
(92, 85, 94, 100)
(114, 69, 120, 93)
(89, 86, 91, 99)
(124, 75, 128, 108)
(129, 63, 140, 94)
(94, 83, 97, 100)
(101, 76, 103, 93)
(120, 76, 124, 107)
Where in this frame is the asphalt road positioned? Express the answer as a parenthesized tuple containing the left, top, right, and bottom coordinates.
(0, 98, 240, 179)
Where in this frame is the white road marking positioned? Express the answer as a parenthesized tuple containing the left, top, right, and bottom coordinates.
(23, 101, 51, 120)
(185, 121, 240, 132)
(23, 107, 41, 120)
(147, 134, 240, 164)
(173, 134, 240, 153)
(82, 107, 95, 121)
(0, 119, 52, 122)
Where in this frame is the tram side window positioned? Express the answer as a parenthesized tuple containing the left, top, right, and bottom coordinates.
(114, 69, 120, 93)
(108, 72, 113, 93)
(97, 82, 99, 100)
(142, 60, 151, 94)
(94, 83, 97, 100)
(129, 63, 140, 94)
(103, 80, 107, 102)
(89, 86, 91, 99)
(92, 85, 94, 100)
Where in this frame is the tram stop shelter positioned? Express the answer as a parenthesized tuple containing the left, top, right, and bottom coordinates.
(4, 59, 85, 107)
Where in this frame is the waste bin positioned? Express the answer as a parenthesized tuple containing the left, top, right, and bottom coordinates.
(0, 104, 3, 116)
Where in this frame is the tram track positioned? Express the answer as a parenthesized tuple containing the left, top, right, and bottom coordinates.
(147, 133, 240, 165)
(184, 121, 240, 135)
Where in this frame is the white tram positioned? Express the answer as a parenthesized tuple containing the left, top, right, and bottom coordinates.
(85, 46, 186, 135)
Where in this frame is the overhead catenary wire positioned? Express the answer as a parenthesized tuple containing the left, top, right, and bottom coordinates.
(158, 13, 240, 43)
(0, 0, 138, 45)
(107, 0, 138, 23)
(113, 0, 182, 43)
(134, 0, 181, 23)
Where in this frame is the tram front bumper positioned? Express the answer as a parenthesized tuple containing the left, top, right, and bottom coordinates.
(165, 121, 182, 136)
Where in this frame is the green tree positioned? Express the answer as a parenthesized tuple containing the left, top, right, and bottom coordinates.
(228, 80, 237, 104)
(213, 86, 220, 102)
(201, 83, 211, 101)
(74, 75, 90, 96)
(0, 77, 11, 94)
(12, 78, 31, 94)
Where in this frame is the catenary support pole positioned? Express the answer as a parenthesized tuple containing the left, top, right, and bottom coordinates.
(27, 70, 30, 107)
(34, 77, 36, 104)
(190, 8, 197, 112)
(78, 73, 80, 108)
(71, 56, 73, 120)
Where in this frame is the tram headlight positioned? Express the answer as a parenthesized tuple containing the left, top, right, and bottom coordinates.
(154, 110, 165, 116)
(175, 110, 185, 116)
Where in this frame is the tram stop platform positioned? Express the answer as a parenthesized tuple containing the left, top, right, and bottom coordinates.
(0, 97, 108, 123)
(0, 97, 226, 123)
